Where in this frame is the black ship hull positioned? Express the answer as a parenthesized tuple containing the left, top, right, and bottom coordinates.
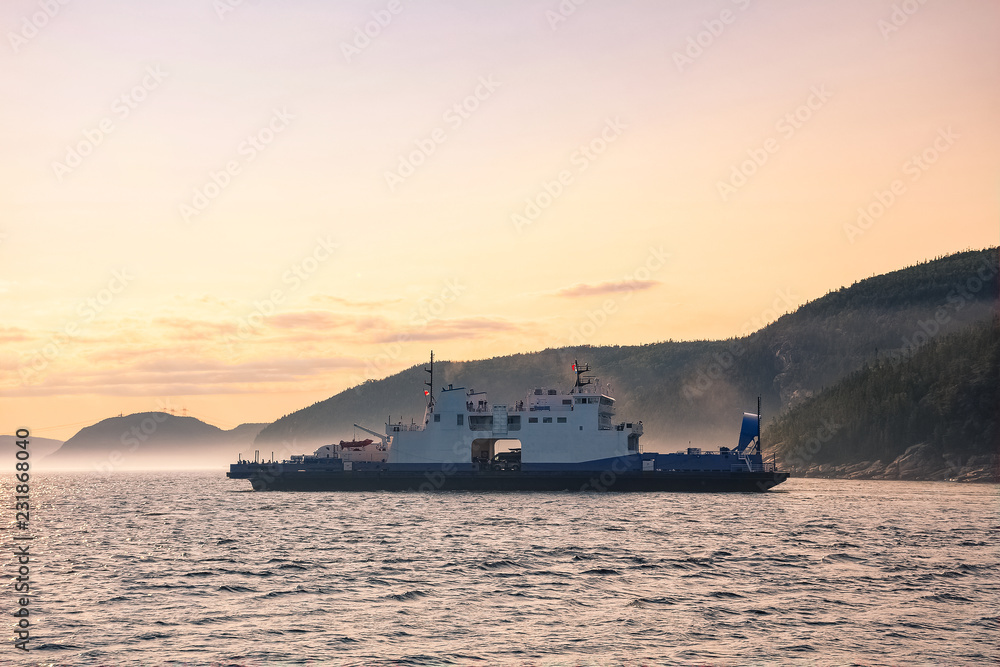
(227, 464, 789, 492)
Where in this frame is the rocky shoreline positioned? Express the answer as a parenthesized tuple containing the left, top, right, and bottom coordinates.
(780, 442, 999, 483)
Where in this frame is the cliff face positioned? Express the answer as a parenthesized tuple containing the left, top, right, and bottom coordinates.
(786, 443, 998, 483)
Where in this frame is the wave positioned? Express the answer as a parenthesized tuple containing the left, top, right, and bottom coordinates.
(383, 590, 429, 601)
(921, 592, 972, 602)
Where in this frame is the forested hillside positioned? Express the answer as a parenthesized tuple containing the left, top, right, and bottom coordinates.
(765, 317, 999, 481)
(255, 248, 998, 460)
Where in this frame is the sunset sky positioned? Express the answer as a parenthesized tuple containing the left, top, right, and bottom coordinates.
(2, 0, 997, 440)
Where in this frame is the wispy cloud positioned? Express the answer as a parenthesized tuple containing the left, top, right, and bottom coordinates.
(555, 280, 661, 298)
(268, 310, 390, 332)
(0, 326, 32, 343)
(309, 294, 405, 310)
(152, 316, 240, 339)
(2, 357, 367, 397)
(372, 317, 536, 343)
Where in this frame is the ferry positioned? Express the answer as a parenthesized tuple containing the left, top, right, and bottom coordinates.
(228, 354, 789, 492)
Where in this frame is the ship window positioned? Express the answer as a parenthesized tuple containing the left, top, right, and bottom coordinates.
(469, 415, 493, 431)
(434, 414, 440, 422)
(528, 417, 538, 423)
(457, 414, 464, 426)
(547, 389, 557, 395)
(543, 417, 552, 423)
(562, 399, 571, 405)
(557, 417, 567, 423)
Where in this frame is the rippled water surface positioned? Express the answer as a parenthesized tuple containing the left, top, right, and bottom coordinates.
(3, 473, 998, 666)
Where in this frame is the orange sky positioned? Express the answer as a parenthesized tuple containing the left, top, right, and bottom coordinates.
(2, 0, 998, 440)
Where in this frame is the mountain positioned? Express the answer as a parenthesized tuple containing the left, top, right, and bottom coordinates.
(46, 414, 267, 470)
(0, 435, 64, 469)
(765, 317, 999, 482)
(255, 248, 999, 461)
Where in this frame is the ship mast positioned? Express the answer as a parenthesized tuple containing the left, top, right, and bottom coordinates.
(757, 396, 763, 457)
(571, 360, 593, 392)
(424, 350, 435, 410)
(757, 396, 761, 449)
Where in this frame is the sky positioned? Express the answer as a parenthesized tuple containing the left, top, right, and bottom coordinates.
(2, 0, 998, 440)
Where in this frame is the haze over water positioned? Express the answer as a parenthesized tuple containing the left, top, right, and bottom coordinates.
(5, 474, 997, 665)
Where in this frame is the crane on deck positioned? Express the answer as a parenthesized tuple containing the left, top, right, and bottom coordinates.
(353, 423, 388, 449)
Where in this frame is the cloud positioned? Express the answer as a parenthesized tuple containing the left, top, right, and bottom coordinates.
(309, 294, 404, 310)
(0, 326, 32, 343)
(3, 356, 367, 397)
(371, 317, 536, 343)
(152, 316, 239, 339)
(555, 280, 661, 298)
(268, 310, 390, 332)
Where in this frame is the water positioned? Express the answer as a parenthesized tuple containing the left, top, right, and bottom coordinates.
(3, 473, 997, 666)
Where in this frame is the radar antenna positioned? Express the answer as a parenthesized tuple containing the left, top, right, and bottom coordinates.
(571, 360, 593, 392)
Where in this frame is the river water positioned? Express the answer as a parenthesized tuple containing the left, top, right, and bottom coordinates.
(2, 473, 997, 666)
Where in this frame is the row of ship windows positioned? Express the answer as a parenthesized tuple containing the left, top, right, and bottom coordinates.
(434, 414, 568, 425)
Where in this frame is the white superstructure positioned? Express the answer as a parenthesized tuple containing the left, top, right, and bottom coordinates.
(381, 359, 642, 470)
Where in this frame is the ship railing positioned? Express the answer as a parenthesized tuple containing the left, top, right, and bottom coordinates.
(389, 423, 422, 432)
(613, 422, 643, 435)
